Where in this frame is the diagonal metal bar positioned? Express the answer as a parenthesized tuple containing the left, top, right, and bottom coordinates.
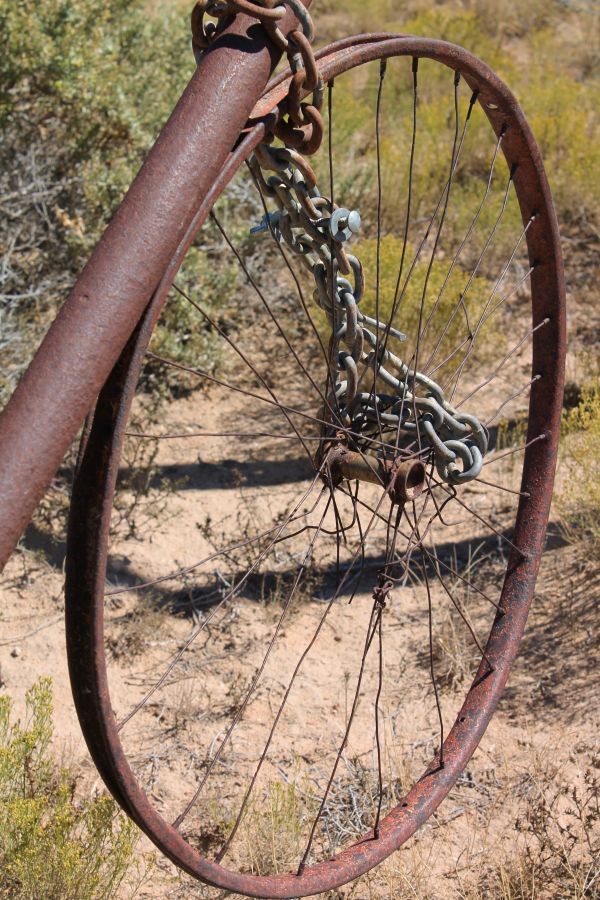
(0, 2, 312, 571)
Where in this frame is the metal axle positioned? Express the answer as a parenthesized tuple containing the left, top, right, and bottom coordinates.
(327, 445, 426, 504)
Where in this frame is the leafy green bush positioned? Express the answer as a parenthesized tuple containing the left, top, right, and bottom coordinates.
(0, 678, 139, 899)
(0, 0, 193, 238)
(0, 0, 232, 409)
(316, 3, 600, 238)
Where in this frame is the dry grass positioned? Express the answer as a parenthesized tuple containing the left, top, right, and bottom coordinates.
(466, 766, 600, 899)
(161, 739, 599, 899)
(557, 381, 600, 559)
(2, 2, 599, 899)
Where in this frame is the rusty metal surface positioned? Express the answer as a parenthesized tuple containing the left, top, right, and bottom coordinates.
(66, 122, 270, 817)
(327, 446, 427, 503)
(64, 34, 565, 899)
(250, 32, 401, 121)
(0, 2, 312, 572)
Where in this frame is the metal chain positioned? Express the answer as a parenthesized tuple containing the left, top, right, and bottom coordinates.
(192, 1, 325, 153)
(192, 0, 315, 52)
(191, 1, 488, 484)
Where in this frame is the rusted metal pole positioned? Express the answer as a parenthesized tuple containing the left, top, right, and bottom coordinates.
(0, 3, 311, 571)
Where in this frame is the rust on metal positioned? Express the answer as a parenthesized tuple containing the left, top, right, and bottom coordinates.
(327, 445, 426, 503)
(0, 2, 313, 572)
(63, 34, 565, 900)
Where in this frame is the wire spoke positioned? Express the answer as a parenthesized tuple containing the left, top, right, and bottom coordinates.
(484, 375, 541, 427)
(171, 274, 315, 465)
(215, 491, 368, 861)
(422, 169, 514, 376)
(445, 214, 536, 401)
(107, 487, 327, 598)
(174, 493, 335, 831)
(298, 598, 381, 874)
(483, 433, 547, 466)
(117, 470, 325, 731)
(419, 127, 505, 345)
(433, 480, 524, 556)
(124, 429, 331, 441)
(422, 552, 445, 767)
(388, 85, 478, 343)
(144, 353, 408, 456)
(84, 44, 560, 884)
(209, 212, 335, 420)
(454, 317, 549, 408)
(371, 59, 388, 446)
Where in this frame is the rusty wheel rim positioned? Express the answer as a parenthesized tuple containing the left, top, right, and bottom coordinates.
(66, 35, 565, 898)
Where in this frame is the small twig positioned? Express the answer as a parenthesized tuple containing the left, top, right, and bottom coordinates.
(0, 614, 63, 646)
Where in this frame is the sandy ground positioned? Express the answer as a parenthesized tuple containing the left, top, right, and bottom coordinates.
(1, 114, 599, 898)
(1, 361, 598, 898)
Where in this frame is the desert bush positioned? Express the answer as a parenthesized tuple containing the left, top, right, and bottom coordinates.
(0, 0, 233, 410)
(425, 7, 599, 229)
(471, 767, 600, 899)
(318, 46, 521, 252)
(181, 779, 314, 880)
(461, 0, 562, 38)
(557, 383, 600, 557)
(0, 678, 140, 899)
(316, 3, 600, 238)
(0, 0, 243, 543)
(523, 33, 600, 226)
(354, 234, 497, 378)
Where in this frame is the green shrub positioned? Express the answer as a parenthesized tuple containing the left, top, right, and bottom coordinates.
(354, 234, 496, 378)
(0, 0, 241, 541)
(0, 678, 139, 899)
(0, 0, 193, 232)
(0, 0, 230, 409)
(558, 383, 600, 557)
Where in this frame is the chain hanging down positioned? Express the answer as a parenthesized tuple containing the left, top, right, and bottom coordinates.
(193, 0, 489, 484)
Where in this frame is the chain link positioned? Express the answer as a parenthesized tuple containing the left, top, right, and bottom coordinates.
(192, 1, 324, 152)
(191, 1, 488, 484)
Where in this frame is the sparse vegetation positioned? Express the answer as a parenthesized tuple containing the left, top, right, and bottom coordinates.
(168, 749, 600, 899)
(1, 1, 599, 899)
(558, 382, 600, 557)
(232, 780, 313, 876)
(469, 765, 600, 899)
(0, 678, 140, 899)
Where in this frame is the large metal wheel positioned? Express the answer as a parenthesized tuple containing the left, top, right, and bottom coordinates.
(65, 35, 565, 898)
